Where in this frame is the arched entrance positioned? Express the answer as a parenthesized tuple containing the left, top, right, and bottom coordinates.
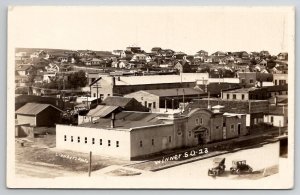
(193, 126, 208, 145)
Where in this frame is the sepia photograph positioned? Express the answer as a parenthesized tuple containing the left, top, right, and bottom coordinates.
(6, 6, 295, 189)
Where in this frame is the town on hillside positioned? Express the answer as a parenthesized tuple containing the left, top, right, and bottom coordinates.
(14, 46, 288, 178)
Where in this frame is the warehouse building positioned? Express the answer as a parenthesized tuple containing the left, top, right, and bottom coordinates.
(56, 107, 246, 160)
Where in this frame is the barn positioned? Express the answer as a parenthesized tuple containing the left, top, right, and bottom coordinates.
(15, 103, 63, 127)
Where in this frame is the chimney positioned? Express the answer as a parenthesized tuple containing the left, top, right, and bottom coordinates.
(111, 113, 115, 128)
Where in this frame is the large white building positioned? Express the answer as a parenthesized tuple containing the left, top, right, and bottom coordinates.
(56, 108, 247, 160)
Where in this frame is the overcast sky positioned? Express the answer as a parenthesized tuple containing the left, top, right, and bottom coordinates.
(9, 6, 293, 55)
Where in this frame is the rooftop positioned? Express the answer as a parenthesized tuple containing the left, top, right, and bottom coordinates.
(140, 87, 205, 97)
(223, 87, 263, 93)
(79, 111, 171, 130)
(102, 96, 134, 107)
(98, 73, 209, 86)
(15, 103, 62, 116)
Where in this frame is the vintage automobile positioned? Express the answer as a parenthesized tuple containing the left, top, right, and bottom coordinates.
(230, 160, 253, 174)
(208, 157, 226, 176)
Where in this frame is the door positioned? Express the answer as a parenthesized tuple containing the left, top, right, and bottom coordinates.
(238, 124, 241, 135)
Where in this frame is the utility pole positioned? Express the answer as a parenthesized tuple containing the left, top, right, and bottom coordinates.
(88, 151, 92, 177)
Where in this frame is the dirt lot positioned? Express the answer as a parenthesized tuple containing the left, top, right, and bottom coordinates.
(15, 135, 130, 178)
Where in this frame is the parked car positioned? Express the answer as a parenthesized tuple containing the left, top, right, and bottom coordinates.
(230, 160, 253, 174)
(208, 158, 226, 176)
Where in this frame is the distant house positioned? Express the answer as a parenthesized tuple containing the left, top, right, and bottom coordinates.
(45, 63, 60, 73)
(15, 103, 63, 127)
(131, 53, 147, 62)
(258, 59, 268, 66)
(277, 52, 288, 61)
(121, 50, 134, 60)
(151, 47, 162, 54)
(112, 50, 123, 57)
(173, 52, 187, 60)
(211, 51, 226, 57)
(30, 50, 48, 59)
(126, 46, 142, 54)
(174, 61, 191, 73)
(16, 65, 34, 76)
(259, 51, 270, 57)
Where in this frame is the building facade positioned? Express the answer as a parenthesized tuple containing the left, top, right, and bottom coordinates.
(57, 108, 246, 160)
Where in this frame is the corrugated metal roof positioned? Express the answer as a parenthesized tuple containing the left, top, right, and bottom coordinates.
(136, 88, 204, 97)
(87, 105, 119, 117)
(102, 96, 133, 107)
(15, 103, 62, 116)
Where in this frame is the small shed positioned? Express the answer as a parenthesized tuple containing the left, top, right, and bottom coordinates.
(15, 103, 63, 127)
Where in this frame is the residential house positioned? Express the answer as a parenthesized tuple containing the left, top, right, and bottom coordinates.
(211, 51, 226, 57)
(121, 50, 134, 60)
(277, 52, 288, 61)
(112, 50, 123, 57)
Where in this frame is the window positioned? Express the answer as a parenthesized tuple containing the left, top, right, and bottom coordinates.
(85, 137, 87, 144)
(188, 131, 192, 137)
(241, 79, 245, 84)
(100, 94, 104, 100)
(93, 93, 96, 97)
(200, 118, 203, 125)
(144, 101, 147, 107)
(227, 94, 230, 99)
(152, 139, 154, 146)
(64, 135, 67, 141)
(78, 136, 80, 143)
(148, 103, 152, 109)
(271, 116, 274, 123)
(116, 141, 119, 147)
(108, 140, 111, 146)
(153, 102, 156, 109)
(195, 118, 199, 125)
(216, 126, 219, 130)
(233, 94, 236, 99)
(242, 94, 245, 100)
(231, 124, 235, 132)
(250, 79, 254, 84)
(92, 138, 95, 144)
(177, 130, 182, 136)
(169, 136, 172, 143)
(71, 136, 73, 142)
(99, 139, 102, 145)
(107, 94, 110, 96)
(140, 140, 143, 147)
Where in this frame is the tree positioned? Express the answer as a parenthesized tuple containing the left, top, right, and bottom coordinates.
(68, 70, 88, 89)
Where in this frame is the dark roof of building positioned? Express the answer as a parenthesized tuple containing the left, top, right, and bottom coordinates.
(87, 105, 120, 117)
(263, 85, 288, 92)
(79, 111, 168, 129)
(141, 88, 204, 97)
(268, 105, 288, 116)
(102, 96, 134, 107)
(15, 103, 62, 116)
